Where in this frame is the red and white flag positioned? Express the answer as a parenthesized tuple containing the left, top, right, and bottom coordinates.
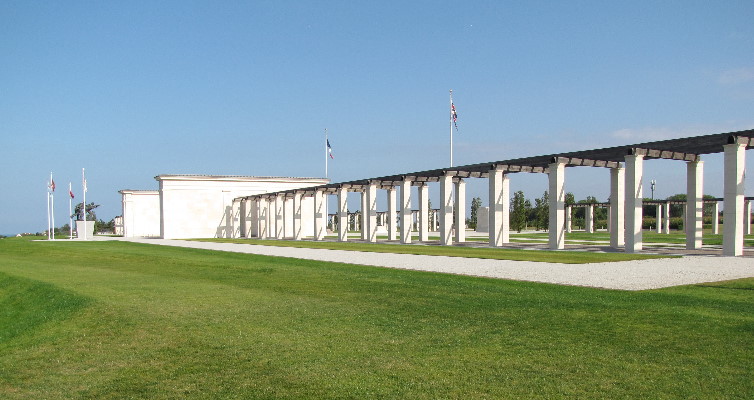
(451, 102, 459, 131)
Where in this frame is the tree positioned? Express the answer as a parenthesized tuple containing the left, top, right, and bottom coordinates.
(468, 197, 482, 229)
(511, 191, 527, 232)
(565, 192, 575, 206)
(534, 191, 549, 231)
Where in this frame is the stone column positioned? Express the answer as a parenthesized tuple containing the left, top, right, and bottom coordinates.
(313, 190, 326, 241)
(360, 190, 367, 240)
(266, 197, 274, 238)
(292, 192, 303, 240)
(257, 198, 268, 239)
(606, 205, 611, 233)
(400, 180, 413, 244)
(585, 204, 594, 234)
(366, 183, 378, 243)
(337, 187, 348, 242)
(663, 202, 671, 234)
(624, 154, 644, 253)
(418, 183, 429, 241)
(686, 160, 704, 249)
(565, 205, 572, 233)
(239, 199, 247, 238)
(454, 178, 466, 243)
(548, 161, 566, 250)
(387, 186, 397, 240)
(249, 199, 259, 238)
(746, 201, 752, 236)
(230, 200, 241, 238)
(655, 204, 662, 234)
(723, 142, 746, 256)
(440, 174, 454, 246)
(610, 167, 625, 248)
(712, 202, 719, 235)
(274, 195, 284, 239)
(488, 167, 509, 247)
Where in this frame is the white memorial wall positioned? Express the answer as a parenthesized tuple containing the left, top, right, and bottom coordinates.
(120, 175, 329, 239)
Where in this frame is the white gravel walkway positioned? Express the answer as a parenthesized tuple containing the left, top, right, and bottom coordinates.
(112, 237, 754, 291)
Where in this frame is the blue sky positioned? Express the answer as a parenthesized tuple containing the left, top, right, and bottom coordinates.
(2, 1, 754, 234)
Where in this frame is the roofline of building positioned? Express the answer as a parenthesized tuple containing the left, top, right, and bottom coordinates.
(153, 175, 330, 183)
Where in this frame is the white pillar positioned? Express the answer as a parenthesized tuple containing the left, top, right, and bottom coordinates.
(249, 199, 258, 238)
(440, 174, 454, 246)
(610, 167, 625, 248)
(337, 187, 348, 242)
(488, 167, 509, 247)
(387, 187, 397, 240)
(400, 180, 413, 244)
(686, 160, 704, 249)
(257, 198, 268, 239)
(418, 184, 429, 241)
(454, 179, 466, 243)
(230, 200, 241, 238)
(712, 202, 719, 235)
(663, 202, 671, 234)
(624, 154, 644, 253)
(274, 195, 284, 239)
(606, 205, 611, 233)
(723, 142, 746, 256)
(548, 161, 566, 250)
(746, 201, 752, 236)
(292, 192, 303, 240)
(565, 205, 572, 233)
(266, 197, 274, 238)
(239, 199, 248, 238)
(366, 183, 377, 243)
(585, 204, 594, 234)
(314, 190, 326, 241)
(360, 190, 367, 240)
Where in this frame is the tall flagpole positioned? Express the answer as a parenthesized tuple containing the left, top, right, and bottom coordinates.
(325, 128, 328, 179)
(449, 89, 454, 168)
(69, 182, 73, 239)
(82, 168, 87, 240)
(47, 182, 51, 240)
(50, 172, 55, 240)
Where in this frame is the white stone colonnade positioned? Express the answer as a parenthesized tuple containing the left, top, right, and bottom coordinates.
(236, 133, 752, 257)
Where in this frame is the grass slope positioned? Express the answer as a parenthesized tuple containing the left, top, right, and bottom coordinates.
(0, 237, 751, 399)
(193, 238, 672, 263)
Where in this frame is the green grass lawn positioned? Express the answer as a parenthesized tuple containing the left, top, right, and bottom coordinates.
(1, 237, 752, 399)
(194, 238, 673, 263)
(503, 231, 754, 246)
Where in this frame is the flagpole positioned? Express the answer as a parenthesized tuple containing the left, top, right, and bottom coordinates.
(50, 172, 55, 240)
(69, 182, 73, 239)
(449, 89, 453, 168)
(325, 128, 328, 179)
(82, 168, 87, 240)
(47, 184, 51, 240)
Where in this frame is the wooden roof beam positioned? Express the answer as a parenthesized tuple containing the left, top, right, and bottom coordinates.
(632, 147, 701, 162)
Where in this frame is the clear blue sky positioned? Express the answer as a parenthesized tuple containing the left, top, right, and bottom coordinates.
(2, 1, 753, 235)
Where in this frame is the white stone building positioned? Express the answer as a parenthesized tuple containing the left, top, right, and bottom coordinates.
(119, 190, 161, 238)
(120, 175, 329, 239)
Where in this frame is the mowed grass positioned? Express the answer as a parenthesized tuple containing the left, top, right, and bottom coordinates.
(194, 238, 673, 263)
(0, 237, 752, 399)
(510, 231, 754, 246)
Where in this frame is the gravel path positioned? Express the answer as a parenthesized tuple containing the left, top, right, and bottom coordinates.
(113, 237, 754, 291)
